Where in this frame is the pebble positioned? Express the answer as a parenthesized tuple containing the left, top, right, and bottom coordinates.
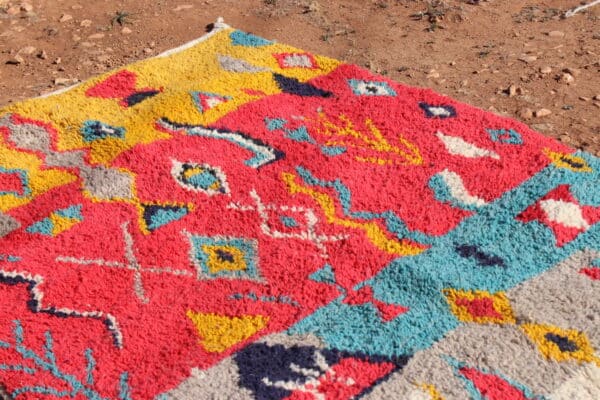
(20, 3, 33, 12)
(143, 48, 153, 54)
(579, 96, 590, 102)
(121, 27, 132, 34)
(59, 14, 73, 23)
(594, 95, 600, 101)
(6, 54, 24, 64)
(53, 57, 61, 64)
(559, 72, 575, 84)
(540, 66, 552, 74)
(507, 84, 522, 97)
(54, 77, 76, 86)
(37, 50, 47, 59)
(88, 33, 105, 40)
(564, 67, 580, 76)
(80, 19, 92, 27)
(426, 69, 440, 79)
(518, 108, 533, 119)
(173, 4, 193, 11)
(518, 55, 537, 63)
(6, 5, 20, 15)
(547, 30, 565, 38)
(535, 108, 552, 118)
(18, 45, 36, 55)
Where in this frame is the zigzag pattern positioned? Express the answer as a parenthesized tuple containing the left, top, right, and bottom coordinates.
(0, 269, 123, 348)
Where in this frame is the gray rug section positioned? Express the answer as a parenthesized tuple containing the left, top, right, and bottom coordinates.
(509, 248, 600, 348)
(364, 249, 600, 399)
(162, 358, 253, 400)
(0, 113, 135, 201)
(0, 212, 20, 238)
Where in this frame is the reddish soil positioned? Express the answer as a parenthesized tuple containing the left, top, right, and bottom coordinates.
(1, 0, 599, 152)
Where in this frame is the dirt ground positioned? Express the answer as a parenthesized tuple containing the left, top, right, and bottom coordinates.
(1, 0, 599, 153)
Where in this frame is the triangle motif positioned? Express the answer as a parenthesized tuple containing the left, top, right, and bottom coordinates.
(186, 311, 268, 353)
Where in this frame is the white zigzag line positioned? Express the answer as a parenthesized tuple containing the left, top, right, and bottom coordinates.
(0, 269, 123, 349)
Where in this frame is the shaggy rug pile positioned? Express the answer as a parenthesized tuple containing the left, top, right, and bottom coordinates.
(0, 20, 599, 400)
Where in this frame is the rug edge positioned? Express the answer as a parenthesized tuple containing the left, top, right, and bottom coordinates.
(34, 17, 232, 101)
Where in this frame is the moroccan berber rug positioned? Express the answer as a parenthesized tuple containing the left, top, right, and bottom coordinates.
(0, 19, 599, 400)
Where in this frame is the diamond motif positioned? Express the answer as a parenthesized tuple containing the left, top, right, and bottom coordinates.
(521, 323, 599, 363)
(486, 128, 523, 145)
(517, 185, 600, 247)
(444, 289, 515, 324)
(273, 52, 318, 69)
(187, 234, 263, 281)
(81, 120, 126, 142)
(0, 166, 30, 198)
(228, 190, 348, 258)
(348, 79, 397, 96)
(171, 160, 230, 196)
(190, 91, 232, 113)
(418, 102, 456, 118)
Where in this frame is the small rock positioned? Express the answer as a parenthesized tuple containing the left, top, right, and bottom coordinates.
(593, 102, 600, 109)
(143, 47, 153, 54)
(547, 30, 565, 38)
(449, 61, 456, 66)
(37, 50, 47, 59)
(18, 45, 36, 55)
(559, 72, 575, 84)
(53, 57, 61, 64)
(426, 69, 440, 79)
(80, 19, 92, 27)
(54, 77, 76, 86)
(121, 27, 132, 34)
(20, 3, 34, 12)
(507, 84, 522, 97)
(535, 108, 552, 118)
(540, 66, 552, 74)
(579, 96, 590, 102)
(173, 4, 193, 11)
(563, 67, 580, 76)
(518, 55, 537, 63)
(72, 34, 81, 41)
(59, 14, 73, 23)
(518, 108, 533, 119)
(594, 95, 600, 101)
(6, 5, 20, 15)
(6, 54, 24, 65)
(88, 33, 105, 40)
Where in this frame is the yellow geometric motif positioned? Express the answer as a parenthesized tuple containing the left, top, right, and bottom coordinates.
(443, 289, 516, 325)
(521, 323, 600, 365)
(48, 213, 81, 236)
(544, 149, 592, 173)
(0, 28, 341, 166)
(281, 172, 426, 256)
(311, 112, 423, 166)
(203, 245, 247, 274)
(186, 311, 269, 353)
(0, 144, 77, 212)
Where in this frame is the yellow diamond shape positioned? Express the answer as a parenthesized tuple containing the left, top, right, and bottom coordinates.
(521, 323, 599, 364)
(444, 289, 515, 325)
(544, 149, 592, 173)
(202, 244, 247, 274)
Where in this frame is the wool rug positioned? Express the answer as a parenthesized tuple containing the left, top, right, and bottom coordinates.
(0, 19, 599, 400)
